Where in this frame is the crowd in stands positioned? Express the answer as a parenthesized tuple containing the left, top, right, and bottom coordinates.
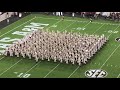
(52, 12, 120, 21)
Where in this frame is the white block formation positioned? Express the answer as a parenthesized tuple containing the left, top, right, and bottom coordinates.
(4, 29, 108, 66)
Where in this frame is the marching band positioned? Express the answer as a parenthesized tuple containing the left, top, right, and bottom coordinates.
(4, 29, 108, 66)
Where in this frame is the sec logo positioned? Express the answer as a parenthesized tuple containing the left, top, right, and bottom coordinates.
(85, 69, 108, 78)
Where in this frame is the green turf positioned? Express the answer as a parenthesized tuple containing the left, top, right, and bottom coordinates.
(0, 14, 120, 78)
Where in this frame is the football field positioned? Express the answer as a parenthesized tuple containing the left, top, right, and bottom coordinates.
(0, 14, 120, 78)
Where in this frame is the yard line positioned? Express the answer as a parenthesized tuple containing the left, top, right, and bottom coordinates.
(117, 73, 120, 78)
(83, 22, 91, 28)
(68, 66, 80, 78)
(0, 56, 5, 61)
(100, 44, 120, 69)
(44, 63, 60, 78)
(92, 24, 105, 34)
(0, 17, 36, 38)
(47, 19, 62, 29)
(99, 24, 120, 69)
(24, 61, 41, 74)
(108, 25, 120, 38)
(63, 21, 76, 30)
(0, 59, 22, 76)
(36, 16, 120, 26)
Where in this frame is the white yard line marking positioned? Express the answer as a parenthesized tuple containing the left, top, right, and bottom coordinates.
(0, 59, 22, 76)
(83, 22, 91, 28)
(78, 21, 91, 31)
(108, 25, 120, 38)
(24, 61, 41, 74)
(63, 21, 76, 30)
(92, 24, 105, 34)
(100, 44, 120, 69)
(44, 63, 60, 78)
(0, 17, 36, 38)
(117, 73, 120, 78)
(36, 16, 120, 26)
(99, 24, 120, 69)
(47, 20, 62, 29)
(68, 66, 79, 78)
(0, 56, 5, 61)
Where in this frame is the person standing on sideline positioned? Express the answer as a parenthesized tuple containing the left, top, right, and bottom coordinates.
(19, 12, 22, 18)
(6, 12, 9, 24)
(62, 15, 64, 20)
(90, 17, 93, 22)
(72, 12, 75, 18)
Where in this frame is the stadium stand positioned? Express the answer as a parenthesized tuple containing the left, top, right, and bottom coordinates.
(0, 12, 30, 29)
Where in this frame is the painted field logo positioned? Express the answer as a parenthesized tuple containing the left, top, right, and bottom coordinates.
(85, 69, 108, 78)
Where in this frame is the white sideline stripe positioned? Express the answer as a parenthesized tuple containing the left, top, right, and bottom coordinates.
(0, 17, 36, 38)
(100, 44, 120, 69)
(68, 66, 79, 78)
(36, 16, 120, 26)
(44, 63, 60, 78)
(0, 59, 22, 76)
(92, 24, 105, 34)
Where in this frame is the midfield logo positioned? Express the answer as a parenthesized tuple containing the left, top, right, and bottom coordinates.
(85, 69, 108, 78)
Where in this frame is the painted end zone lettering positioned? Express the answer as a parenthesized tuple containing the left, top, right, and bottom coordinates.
(12, 31, 29, 36)
(0, 37, 20, 42)
(0, 22, 49, 55)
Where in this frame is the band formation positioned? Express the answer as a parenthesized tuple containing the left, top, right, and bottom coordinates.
(4, 29, 108, 66)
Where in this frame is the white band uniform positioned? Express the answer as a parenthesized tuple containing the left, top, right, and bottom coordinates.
(4, 29, 108, 66)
